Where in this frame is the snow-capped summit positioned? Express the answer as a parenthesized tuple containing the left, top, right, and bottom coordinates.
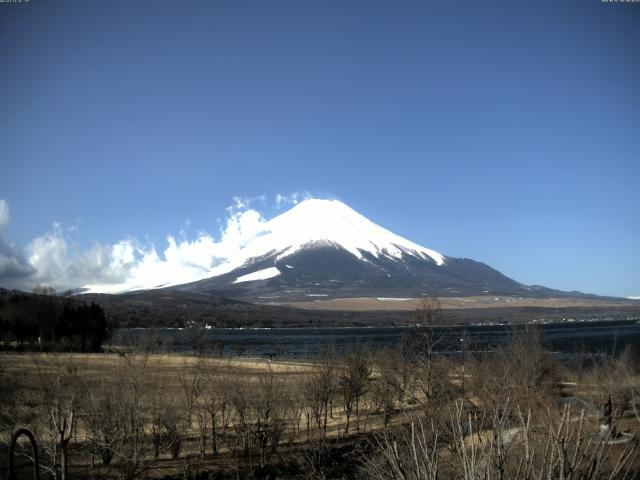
(271, 199, 445, 264)
(207, 199, 444, 279)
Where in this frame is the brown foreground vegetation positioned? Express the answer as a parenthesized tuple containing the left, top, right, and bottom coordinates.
(1, 303, 640, 479)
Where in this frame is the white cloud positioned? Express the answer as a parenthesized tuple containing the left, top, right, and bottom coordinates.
(95, 206, 267, 292)
(2, 201, 269, 293)
(274, 191, 311, 208)
(0, 199, 9, 230)
(229, 194, 267, 211)
(219, 208, 266, 253)
(0, 194, 325, 293)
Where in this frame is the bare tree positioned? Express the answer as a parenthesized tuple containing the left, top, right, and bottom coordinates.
(178, 362, 203, 462)
(410, 297, 449, 410)
(31, 358, 79, 480)
(338, 347, 372, 434)
(0, 360, 22, 450)
(287, 377, 307, 438)
(229, 373, 251, 456)
(226, 367, 291, 469)
(86, 385, 117, 466)
(388, 340, 415, 403)
(196, 358, 232, 455)
(84, 350, 155, 480)
(372, 351, 402, 428)
(251, 367, 290, 467)
(305, 351, 337, 435)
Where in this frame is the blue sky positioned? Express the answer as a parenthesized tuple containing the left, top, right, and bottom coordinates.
(0, 0, 638, 296)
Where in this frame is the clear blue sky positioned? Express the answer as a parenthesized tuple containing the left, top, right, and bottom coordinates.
(0, 0, 638, 296)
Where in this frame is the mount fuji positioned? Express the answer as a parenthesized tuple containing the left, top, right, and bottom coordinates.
(170, 199, 573, 301)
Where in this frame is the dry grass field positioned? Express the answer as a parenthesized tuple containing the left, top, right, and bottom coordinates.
(0, 350, 425, 479)
(2, 329, 640, 479)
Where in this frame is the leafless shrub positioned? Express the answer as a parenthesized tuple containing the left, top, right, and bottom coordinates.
(296, 437, 342, 480)
(587, 345, 640, 414)
(150, 404, 183, 460)
(467, 325, 558, 423)
(363, 420, 440, 480)
(367, 400, 639, 480)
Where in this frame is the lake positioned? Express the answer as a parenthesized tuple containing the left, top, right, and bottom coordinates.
(110, 319, 640, 358)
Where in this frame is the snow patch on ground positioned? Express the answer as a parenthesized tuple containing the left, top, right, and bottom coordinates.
(376, 297, 416, 301)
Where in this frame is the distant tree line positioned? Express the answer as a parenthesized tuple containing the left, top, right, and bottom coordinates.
(0, 289, 110, 352)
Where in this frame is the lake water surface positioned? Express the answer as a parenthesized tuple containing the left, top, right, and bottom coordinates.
(110, 319, 640, 358)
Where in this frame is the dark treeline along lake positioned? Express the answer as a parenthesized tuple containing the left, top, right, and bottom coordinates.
(110, 319, 640, 359)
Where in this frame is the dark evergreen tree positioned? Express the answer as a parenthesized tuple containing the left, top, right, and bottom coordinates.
(0, 291, 110, 352)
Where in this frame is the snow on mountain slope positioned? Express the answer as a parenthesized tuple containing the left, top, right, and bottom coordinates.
(233, 266, 281, 284)
(207, 199, 445, 278)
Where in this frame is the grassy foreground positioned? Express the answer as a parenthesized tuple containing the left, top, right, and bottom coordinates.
(1, 328, 640, 479)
